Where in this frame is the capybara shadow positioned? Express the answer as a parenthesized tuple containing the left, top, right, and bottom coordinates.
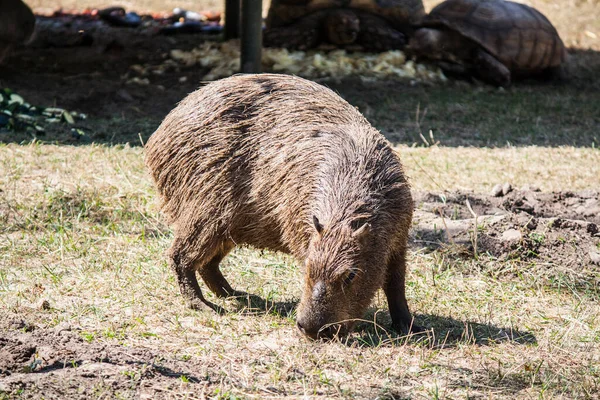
(344, 310, 537, 348)
(145, 74, 417, 340)
(224, 291, 298, 318)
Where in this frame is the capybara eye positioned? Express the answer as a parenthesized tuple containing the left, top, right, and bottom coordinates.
(344, 271, 357, 285)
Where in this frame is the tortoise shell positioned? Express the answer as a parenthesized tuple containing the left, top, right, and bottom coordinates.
(422, 0, 566, 71)
(266, 0, 426, 29)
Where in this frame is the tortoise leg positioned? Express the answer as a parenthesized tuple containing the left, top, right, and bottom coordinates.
(541, 65, 566, 82)
(263, 12, 325, 50)
(437, 61, 469, 79)
(355, 12, 406, 51)
(384, 248, 423, 335)
(474, 49, 511, 87)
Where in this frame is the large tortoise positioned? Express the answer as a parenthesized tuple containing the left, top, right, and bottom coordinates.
(408, 0, 567, 86)
(264, 0, 425, 51)
(0, 0, 35, 62)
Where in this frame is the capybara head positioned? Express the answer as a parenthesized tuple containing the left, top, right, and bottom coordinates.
(296, 216, 384, 339)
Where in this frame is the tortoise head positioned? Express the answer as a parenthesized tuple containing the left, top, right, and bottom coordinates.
(324, 10, 360, 45)
(408, 28, 468, 62)
(408, 28, 446, 56)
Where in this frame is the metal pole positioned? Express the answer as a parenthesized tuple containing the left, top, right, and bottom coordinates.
(224, 0, 240, 39)
(240, 0, 263, 73)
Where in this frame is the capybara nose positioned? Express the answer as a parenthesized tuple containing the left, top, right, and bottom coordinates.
(297, 321, 319, 340)
(297, 321, 340, 340)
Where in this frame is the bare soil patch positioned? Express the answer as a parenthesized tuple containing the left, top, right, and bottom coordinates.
(0, 317, 211, 399)
(414, 189, 600, 274)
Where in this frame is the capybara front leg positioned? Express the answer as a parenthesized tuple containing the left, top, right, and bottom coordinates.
(197, 243, 238, 298)
(384, 250, 423, 334)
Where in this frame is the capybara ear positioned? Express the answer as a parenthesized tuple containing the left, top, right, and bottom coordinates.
(352, 222, 371, 241)
(312, 215, 324, 236)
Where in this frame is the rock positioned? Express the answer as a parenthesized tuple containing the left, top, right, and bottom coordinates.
(589, 251, 600, 265)
(501, 229, 522, 242)
(491, 183, 503, 197)
(502, 182, 512, 196)
(39, 299, 50, 310)
(54, 322, 72, 335)
(516, 213, 537, 230)
(116, 89, 134, 102)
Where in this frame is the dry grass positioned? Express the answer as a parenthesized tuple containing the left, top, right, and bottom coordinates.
(1, 143, 598, 398)
(403, 146, 600, 192)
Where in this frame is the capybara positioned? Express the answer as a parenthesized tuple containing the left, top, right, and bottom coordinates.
(0, 0, 35, 62)
(145, 74, 418, 339)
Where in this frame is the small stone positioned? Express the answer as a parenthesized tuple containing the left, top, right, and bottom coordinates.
(54, 322, 72, 335)
(589, 251, 600, 265)
(179, 76, 188, 83)
(501, 229, 522, 242)
(491, 184, 503, 197)
(525, 217, 538, 230)
(521, 184, 541, 192)
(116, 89, 134, 102)
(502, 182, 513, 196)
(39, 300, 50, 310)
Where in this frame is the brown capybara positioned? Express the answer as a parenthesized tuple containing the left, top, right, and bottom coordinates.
(0, 0, 35, 62)
(145, 74, 419, 339)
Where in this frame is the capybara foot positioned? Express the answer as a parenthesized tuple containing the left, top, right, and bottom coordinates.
(393, 318, 425, 336)
(188, 297, 226, 315)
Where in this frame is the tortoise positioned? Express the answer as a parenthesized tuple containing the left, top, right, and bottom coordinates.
(407, 0, 567, 86)
(0, 0, 35, 62)
(264, 0, 425, 52)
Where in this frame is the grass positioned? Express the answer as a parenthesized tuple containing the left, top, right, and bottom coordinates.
(1, 143, 599, 398)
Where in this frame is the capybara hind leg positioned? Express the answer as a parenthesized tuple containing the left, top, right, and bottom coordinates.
(384, 249, 423, 334)
(197, 242, 237, 298)
(168, 238, 219, 311)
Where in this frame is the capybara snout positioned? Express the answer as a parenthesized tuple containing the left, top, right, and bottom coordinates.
(145, 73, 418, 339)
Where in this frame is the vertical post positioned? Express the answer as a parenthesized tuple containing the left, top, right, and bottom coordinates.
(240, 0, 263, 73)
(224, 0, 240, 39)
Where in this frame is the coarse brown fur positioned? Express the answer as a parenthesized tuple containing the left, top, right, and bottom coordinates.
(145, 74, 417, 339)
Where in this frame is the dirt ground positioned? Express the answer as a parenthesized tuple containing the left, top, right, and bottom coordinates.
(413, 188, 600, 271)
(0, 0, 599, 398)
